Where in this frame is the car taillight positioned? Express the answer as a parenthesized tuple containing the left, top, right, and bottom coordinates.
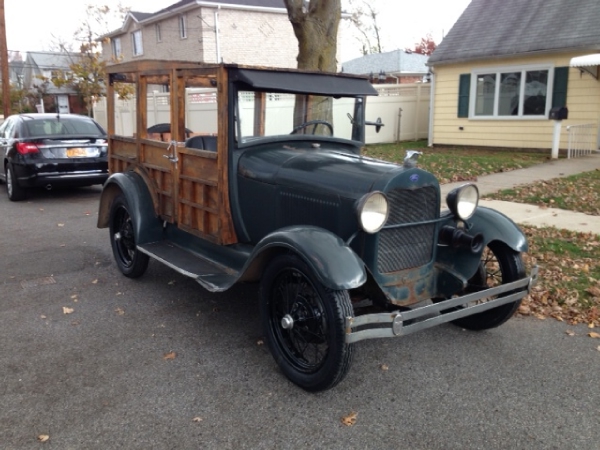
(16, 142, 40, 155)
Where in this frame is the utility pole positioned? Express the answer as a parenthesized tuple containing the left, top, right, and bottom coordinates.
(0, 0, 10, 119)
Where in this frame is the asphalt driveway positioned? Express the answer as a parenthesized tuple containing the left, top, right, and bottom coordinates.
(0, 186, 598, 449)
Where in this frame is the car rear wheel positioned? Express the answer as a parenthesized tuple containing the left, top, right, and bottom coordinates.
(6, 163, 26, 201)
(451, 241, 525, 330)
(260, 254, 354, 391)
(109, 195, 149, 278)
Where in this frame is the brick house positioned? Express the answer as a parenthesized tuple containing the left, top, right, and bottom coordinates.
(100, 0, 298, 68)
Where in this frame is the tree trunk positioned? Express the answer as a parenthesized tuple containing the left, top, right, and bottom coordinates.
(283, 1, 341, 130)
(284, 0, 341, 72)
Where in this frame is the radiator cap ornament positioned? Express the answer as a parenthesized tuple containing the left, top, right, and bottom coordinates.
(403, 150, 423, 168)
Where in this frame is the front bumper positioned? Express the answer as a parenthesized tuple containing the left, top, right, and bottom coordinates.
(345, 266, 538, 344)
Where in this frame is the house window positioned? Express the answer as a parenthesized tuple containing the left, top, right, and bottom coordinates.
(179, 15, 187, 39)
(112, 37, 122, 59)
(156, 24, 162, 43)
(464, 65, 557, 119)
(132, 30, 143, 56)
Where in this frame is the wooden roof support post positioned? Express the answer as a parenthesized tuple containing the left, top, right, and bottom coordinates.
(216, 66, 237, 245)
(136, 74, 148, 156)
(171, 68, 186, 143)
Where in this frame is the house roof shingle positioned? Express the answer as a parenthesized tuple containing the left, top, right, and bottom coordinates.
(342, 50, 428, 76)
(429, 0, 600, 65)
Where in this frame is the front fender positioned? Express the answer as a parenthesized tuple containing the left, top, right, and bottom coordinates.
(97, 171, 162, 245)
(250, 226, 367, 291)
(467, 207, 528, 252)
(435, 207, 528, 294)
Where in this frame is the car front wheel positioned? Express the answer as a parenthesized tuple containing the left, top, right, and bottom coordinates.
(260, 254, 354, 391)
(451, 241, 525, 330)
(109, 195, 149, 278)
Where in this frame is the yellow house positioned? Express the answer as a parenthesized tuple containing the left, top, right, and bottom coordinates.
(428, 0, 600, 153)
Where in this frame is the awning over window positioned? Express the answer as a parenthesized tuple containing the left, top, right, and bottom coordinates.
(569, 54, 600, 79)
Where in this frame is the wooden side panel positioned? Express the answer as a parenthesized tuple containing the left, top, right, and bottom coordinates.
(176, 149, 220, 242)
(140, 140, 174, 221)
(109, 137, 137, 173)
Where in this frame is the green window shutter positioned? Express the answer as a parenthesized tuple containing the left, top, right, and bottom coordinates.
(552, 67, 569, 108)
(457, 73, 470, 118)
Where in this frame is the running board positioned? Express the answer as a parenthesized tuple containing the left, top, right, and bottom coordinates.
(138, 242, 239, 292)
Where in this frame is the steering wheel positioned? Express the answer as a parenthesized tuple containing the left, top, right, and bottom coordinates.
(290, 120, 334, 135)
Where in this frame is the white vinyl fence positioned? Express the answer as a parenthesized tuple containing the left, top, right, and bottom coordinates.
(567, 123, 599, 158)
(93, 84, 430, 144)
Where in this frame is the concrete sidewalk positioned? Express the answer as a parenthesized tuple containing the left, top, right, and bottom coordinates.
(440, 153, 600, 234)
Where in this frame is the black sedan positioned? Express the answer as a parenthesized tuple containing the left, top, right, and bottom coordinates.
(0, 113, 108, 201)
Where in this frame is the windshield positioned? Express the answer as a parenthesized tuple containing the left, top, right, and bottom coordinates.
(236, 91, 360, 144)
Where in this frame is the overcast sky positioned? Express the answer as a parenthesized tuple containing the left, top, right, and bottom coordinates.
(6, 0, 471, 62)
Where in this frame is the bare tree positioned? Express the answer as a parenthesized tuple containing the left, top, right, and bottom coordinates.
(51, 4, 132, 115)
(283, 0, 342, 72)
(347, 0, 383, 55)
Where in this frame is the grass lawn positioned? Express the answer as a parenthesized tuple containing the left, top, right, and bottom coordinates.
(362, 141, 549, 183)
(484, 170, 600, 216)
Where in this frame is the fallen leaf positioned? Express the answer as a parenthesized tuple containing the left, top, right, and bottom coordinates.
(62, 307, 74, 315)
(70, 294, 78, 299)
(168, 280, 176, 285)
(91, 279, 98, 284)
(40, 315, 47, 319)
(57, 223, 65, 227)
(256, 339, 264, 346)
(586, 286, 600, 297)
(380, 364, 389, 371)
(597, 346, 600, 352)
(37, 434, 50, 442)
(192, 417, 203, 423)
(115, 308, 125, 316)
(163, 351, 177, 360)
(565, 330, 575, 336)
(341, 411, 358, 427)
(589, 332, 600, 339)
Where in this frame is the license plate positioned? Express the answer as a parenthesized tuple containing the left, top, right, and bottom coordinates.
(66, 148, 88, 158)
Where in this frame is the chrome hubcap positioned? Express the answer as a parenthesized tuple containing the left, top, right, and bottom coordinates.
(281, 314, 294, 330)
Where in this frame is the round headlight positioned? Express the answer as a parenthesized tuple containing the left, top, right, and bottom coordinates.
(358, 192, 389, 233)
(447, 184, 479, 220)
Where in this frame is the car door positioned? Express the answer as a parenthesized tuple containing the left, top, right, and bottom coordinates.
(0, 117, 15, 181)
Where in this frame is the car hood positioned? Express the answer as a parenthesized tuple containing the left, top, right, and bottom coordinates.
(238, 146, 404, 197)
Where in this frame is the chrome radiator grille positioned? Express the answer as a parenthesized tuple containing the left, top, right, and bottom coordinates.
(377, 186, 438, 273)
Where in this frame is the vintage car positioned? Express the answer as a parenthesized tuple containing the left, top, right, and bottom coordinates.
(98, 60, 537, 391)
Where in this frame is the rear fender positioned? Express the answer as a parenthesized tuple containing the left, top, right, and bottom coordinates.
(97, 171, 163, 245)
(247, 226, 367, 291)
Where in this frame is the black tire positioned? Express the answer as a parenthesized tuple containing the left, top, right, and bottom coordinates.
(6, 163, 26, 201)
(260, 254, 354, 391)
(451, 241, 525, 330)
(109, 195, 149, 278)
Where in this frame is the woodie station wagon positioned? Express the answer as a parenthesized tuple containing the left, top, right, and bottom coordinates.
(98, 60, 537, 391)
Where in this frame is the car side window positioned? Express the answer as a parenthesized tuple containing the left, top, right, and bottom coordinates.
(1, 118, 15, 139)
